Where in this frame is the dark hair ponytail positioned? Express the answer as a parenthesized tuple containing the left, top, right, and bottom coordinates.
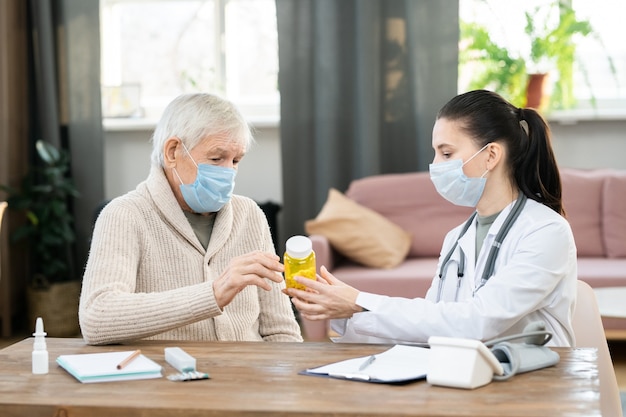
(437, 90, 564, 215)
(514, 107, 563, 215)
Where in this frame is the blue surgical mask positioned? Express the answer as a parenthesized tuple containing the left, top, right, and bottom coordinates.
(174, 144, 236, 213)
(429, 144, 489, 207)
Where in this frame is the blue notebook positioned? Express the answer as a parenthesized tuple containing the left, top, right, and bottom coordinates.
(57, 351, 162, 383)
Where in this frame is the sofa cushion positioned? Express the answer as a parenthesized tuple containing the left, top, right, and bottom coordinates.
(305, 188, 411, 269)
(345, 172, 472, 257)
(602, 172, 626, 258)
(560, 168, 606, 257)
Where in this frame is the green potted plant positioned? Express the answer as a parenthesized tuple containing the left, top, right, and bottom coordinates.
(460, 1, 616, 111)
(524, 1, 597, 110)
(459, 21, 527, 107)
(0, 140, 81, 336)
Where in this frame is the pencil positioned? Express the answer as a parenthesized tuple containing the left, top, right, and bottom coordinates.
(358, 355, 376, 371)
(116, 349, 141, 370)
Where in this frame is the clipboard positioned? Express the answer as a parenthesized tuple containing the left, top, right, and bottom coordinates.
(300, 344, 429, 384)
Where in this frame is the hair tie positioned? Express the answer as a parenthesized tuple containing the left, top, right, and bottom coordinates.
(519, 120, 529, 136)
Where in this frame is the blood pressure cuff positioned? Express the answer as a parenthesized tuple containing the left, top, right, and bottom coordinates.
(489, 342, 560, 381)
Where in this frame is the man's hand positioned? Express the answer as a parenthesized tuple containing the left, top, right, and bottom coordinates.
(213, 251, 284, 309)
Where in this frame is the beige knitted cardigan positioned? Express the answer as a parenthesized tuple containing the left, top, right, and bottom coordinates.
(79, 166, 302, 345)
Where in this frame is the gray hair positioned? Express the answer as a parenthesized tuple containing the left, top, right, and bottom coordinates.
(150, 93, 253, 167)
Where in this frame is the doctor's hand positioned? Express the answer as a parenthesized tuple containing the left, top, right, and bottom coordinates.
(283, 266, 363, 321)
(213, 251, 284, 309)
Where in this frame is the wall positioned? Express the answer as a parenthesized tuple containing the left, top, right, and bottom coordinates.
(550, 118, 626, 170)
(103, 121, 283, 204)
(103, 117, 626, 206)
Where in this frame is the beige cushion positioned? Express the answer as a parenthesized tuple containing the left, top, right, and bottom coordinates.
(305, 188, 411, 269)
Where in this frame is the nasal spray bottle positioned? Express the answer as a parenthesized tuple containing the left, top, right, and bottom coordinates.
(284, 235, 316, 290)
(32, 317, 49, 375)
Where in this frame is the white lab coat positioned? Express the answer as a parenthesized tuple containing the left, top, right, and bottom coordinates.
(330, 198, 577, 346)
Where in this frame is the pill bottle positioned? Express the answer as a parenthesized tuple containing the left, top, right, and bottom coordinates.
(284, 235, 316, 290)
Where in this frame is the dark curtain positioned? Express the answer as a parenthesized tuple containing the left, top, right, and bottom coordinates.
(29, 0, 105, 282)
(0, 0, 104, 335)
(0, 0, 30, 337)
(276, 0, 459, 246)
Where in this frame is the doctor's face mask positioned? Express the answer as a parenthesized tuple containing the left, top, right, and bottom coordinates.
(429, 144, 489, 207)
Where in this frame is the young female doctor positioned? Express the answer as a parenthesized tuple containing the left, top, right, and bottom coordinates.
(285, 90, 577, 347)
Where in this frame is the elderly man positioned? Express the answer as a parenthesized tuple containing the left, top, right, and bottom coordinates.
(80, 93, 302, 345)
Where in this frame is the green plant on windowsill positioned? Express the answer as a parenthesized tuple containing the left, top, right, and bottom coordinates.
(0, 140, 79, 288)
(460, 1, 617, 111)
(460, 21, 527, 107)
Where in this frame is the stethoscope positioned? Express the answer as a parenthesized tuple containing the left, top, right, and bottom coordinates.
(436, 193, 528, 302)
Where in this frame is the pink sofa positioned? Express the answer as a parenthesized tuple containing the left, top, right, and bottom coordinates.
(301, 168, 626, 341)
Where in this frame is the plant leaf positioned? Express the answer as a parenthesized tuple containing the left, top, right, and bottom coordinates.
(36, 140, 60, 165)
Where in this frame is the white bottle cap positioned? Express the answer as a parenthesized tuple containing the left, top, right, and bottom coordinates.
(33, 317, 47, 350)
(286, 235, 312, 259)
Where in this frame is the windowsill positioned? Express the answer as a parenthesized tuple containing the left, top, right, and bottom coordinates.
(103, 114, 280, 132)
(103, 117, 160, 132)
(546, 108, 626, 125)
(103, 108, 626, 132)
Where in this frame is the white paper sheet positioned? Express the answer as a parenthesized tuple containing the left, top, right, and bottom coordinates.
(303, 344, 430, 383)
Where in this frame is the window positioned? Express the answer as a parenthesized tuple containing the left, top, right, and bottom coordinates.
(459, 0, 626, 116)
(571, 0, 625, 109)
(100, 0, 279, 122)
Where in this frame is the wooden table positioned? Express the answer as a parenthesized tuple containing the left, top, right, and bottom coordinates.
(0, 338, 600, 417)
